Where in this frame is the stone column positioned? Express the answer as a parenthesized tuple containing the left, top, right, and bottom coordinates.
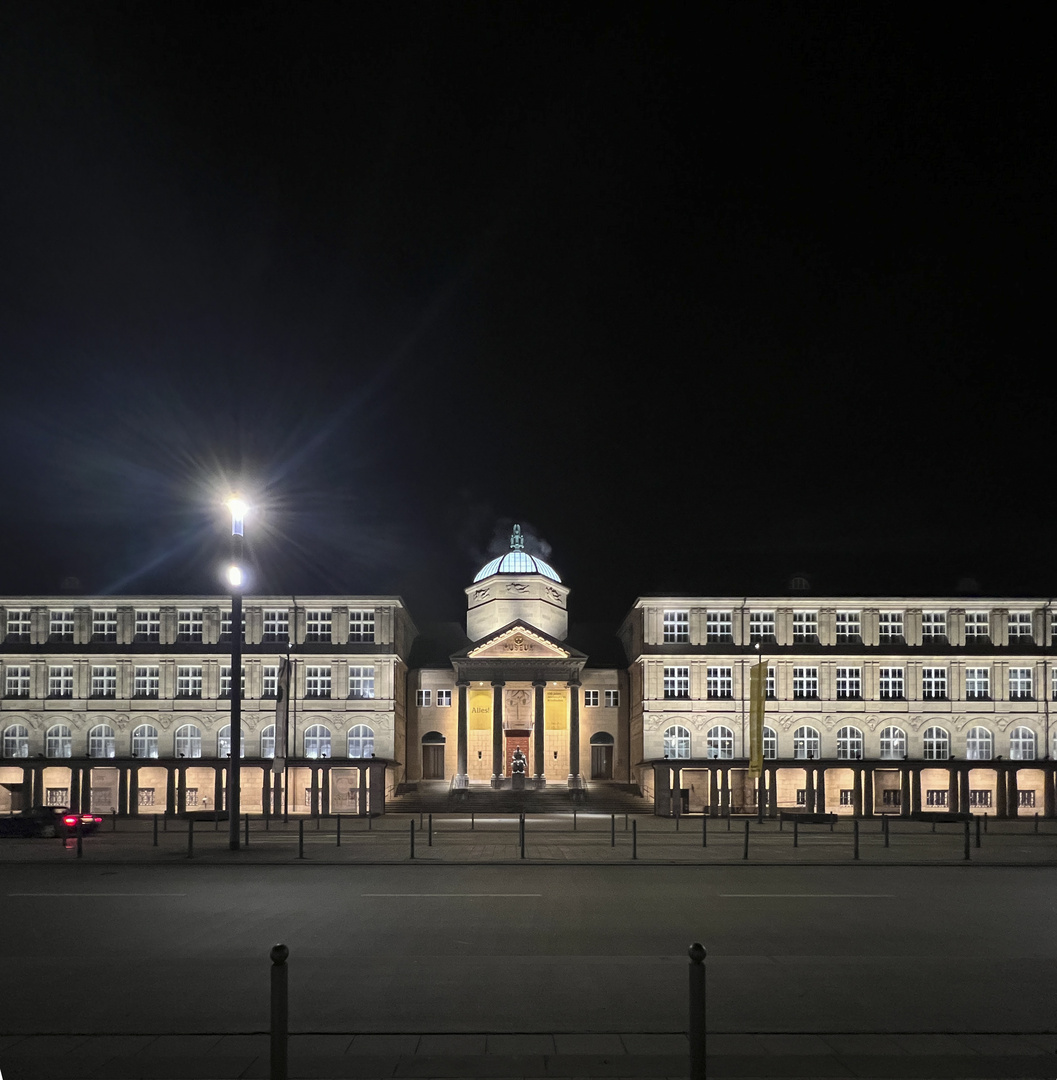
(1045, 765, 1056, 819)
(720, 768, 730, 817)
(214, 768, 224, 814)
(655, 763, 671, 817)
(70, 767, 82, 814)
(568, 679, 581, 785)
(816, 767, 827, 815)
(261, 769, 270, 817)
(995, 768, 1008, 819)
(166, 768, 176, 817)
(767, 765, 779, 817)
(310, 767, 320, 817)
(358, 766, 368, 817)
(456, 681, 469, 787)
(321, 765, 330, 816)
(177, 766, 187, 814)
(804, 766, 815, 813)
(709, 767, 719, 817)
(862, 765, 874, 817)
(1006, 768, 1019, 818)
(533, 681, 546, 785)
(491, 681, 505, 787)
(117, 767, 129, 817)
(947, 767, 959, 814)
(959, 768, 971, 816)
(852, 767, 863, 818)
(911, 767, 922, 815)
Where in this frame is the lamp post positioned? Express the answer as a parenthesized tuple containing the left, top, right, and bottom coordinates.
(227, 496, 246, 852)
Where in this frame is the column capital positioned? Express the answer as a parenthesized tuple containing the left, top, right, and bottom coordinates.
(490, 680, 506, 688)
(567, 679, 582, 688)
(532, 679, 547, 689)
(456, 679, 471, 688)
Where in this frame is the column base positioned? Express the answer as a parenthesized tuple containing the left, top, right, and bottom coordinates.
(453, 774, 469, 790)
(534, 776, 546, 789)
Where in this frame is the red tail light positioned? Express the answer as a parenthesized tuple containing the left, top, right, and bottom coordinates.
(63, 815, 77, 826)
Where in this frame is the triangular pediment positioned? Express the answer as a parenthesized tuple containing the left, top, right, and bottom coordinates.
(466, 623, 571, 660)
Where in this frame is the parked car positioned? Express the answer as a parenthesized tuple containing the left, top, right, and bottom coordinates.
(0, 807, 103, 838)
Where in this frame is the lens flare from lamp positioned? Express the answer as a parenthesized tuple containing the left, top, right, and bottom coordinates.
(227, 496, 247, 537)
(227, 565, 244, 589)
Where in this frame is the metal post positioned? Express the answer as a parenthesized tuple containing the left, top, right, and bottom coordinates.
(270, 944, 288, 1080)
(228, 583, 243, 852)
(76, 819, 83, 859)
(964, 819, 971, 860)
(884, 815, 890, 848)
(298, 819, 304, 859)
(574, 809, 577, 832)
(410, 819, 415, 859)
(520, 813, 525, 860)
(793, 818, 798, 848)
(245, 813, 250, 847)
(111, 809, 117, 832)
(984, 811, 988, 832)
(702, 813, 707, 848)
(611, 813, 616, 847)
(153, 814, 158, 847)
(632, 819, 638, 860)
(187, 817, 194, 859)
(853, 818, 859, 860)
(1034, 812, 1039, 834)
(471, 811, 474, 831)
(625, 812, 628, 831)
(726, 814, 731, 832)
(975, 815, 981, 848)
(688, 943, 706, 1080)
(743, 818, 749, 860)
(336, 815, 341, 847)
(428, 813, 433, 847)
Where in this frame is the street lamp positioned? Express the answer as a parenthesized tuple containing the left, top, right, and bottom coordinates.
(226, 495, 246, 851)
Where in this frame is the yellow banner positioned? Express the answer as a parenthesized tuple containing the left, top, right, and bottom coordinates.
(748, 663, 766, 778)
(468, 688, 492, 731)
(545, 688, 567, 730)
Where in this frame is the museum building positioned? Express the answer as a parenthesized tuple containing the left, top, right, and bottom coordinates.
(1, 526, 1055, 819)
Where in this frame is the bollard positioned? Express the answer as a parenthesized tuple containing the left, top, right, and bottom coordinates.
(726, 814, 731, 832)
(931, 820, 936, 834)
(336, 815, 341, 847)
(410, 819, 415, 859)
(632, 819, 638, 860)
(574, 809, 577, 832)
(245, 813, 250, 847)
(688, 943, 706, 1080)
(187, 818, 194, 859)
(368, 812, 372, 831)
(964, 819, 971, 860)
(675, 809, 679, 832)
(1035, 812, 1039, 834)
(702, 813, 707, 848)
(428, 813, 433, 847)
(611, 813, 616, 847)
(76, 819, 83, 859)
(625, 812, 628, 831)
(266, 813, 270, 832)
(853, 818, 859, 861)
(520, 813, 525, 860)
(984, 812, 988, 832)
(298, 819, 304, 859)
(153, 815, 158, 847)
(270, 944, 289, 1080)
(976, 815, 981, 848)
(743, 818, 749, 860)
(215, 807, 219, 832)
(471, 811, 474, 831)
(163, 814, 168, 833)
(112, 809, 117, 832)
(793, 818, 798, 848)
(316, 814, 320, 831)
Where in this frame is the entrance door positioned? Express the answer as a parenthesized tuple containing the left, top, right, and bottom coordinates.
(591, 745, 613, 779)
(422, 744, 445, 780)
(505, 731, 531, 776)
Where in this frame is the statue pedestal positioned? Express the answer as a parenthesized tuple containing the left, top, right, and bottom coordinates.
(512, 774, 526, 791)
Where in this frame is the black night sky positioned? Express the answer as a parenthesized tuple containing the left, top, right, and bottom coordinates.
(1, 3, 1053, 625)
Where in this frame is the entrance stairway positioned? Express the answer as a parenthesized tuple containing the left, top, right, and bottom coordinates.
(388, 780, 654, 816)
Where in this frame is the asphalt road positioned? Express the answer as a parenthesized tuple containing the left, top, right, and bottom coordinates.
(3, 863, 1055, 1036)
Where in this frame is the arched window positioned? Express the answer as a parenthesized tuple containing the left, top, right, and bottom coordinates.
(348, 724, 375, 758)
(792, 726, 820, 760)
(2, 724, 29, 758)
(590, 732, 615, 744)
(663, 725, 691, 759)
(304, 724, 331, 759)
(923, 726, 950, 760)
(1009, 726, 1037, 761)
(88, 724, 115, 759)
(46, 724, 72, 758)
(705, 725, 733, 759)
(836, 726, 863, 760)
(217, 726, 245, 759)
(879, 726, 906, 759)
(174, 724, 202, 759)
(763, 726, 777, 760)
(260, 725, 276, 759)
(132, 724, 159, 759)
(965, 726, 993, 760)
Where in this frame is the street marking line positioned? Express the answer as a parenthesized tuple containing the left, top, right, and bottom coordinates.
(718, 893, 895, 898)
(8, 892, 188, 897)
(361, 893, 542, 897)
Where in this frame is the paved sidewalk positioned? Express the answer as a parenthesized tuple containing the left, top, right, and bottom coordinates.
(1, 1030, 1054, 1079)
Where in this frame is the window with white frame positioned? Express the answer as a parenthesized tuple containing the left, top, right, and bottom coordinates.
(50, 609, 74, 640)
(135, 609, 160, 641)
(92, 609, 117, 641)
(964, 611, 989, 639)
(926, 789, 948, 807)
(90, 666, 116, 698)
(882, 789, 902, 807)
(921, 667, 947, 700)
(879, 667, 904, 699)
(706, 611, 733, 643)
(305, 610, 332, 642)
(176, 666, 202, 698)
(839, 789, 855, 806)
(3, 724, 29, 757)
(663, 666, 689, 698)
(922, 726, 950, 760)
(792, 726, 820, 759)
(348, 724, 374, 758)
(763, 726, 777, 759)
(132, 724, 159, 758)
(5, 666, 30, 698)
(138, 789, 156, 807)
(583, 689, 599, 706)
(133, 666, 159, 698)
(6, 609, 30, 640)
(263, 609, 289, 643)
(1009, 726, 1037, 760)
(706, 667, 733, 699)
(878, 612, 903, 641)
(1019, 789, 1037, 808)
(1008, 611, 1033, 641)
(835, 667, 861, 699)
(1009, 667, 1033, 700)
(662, 725, 690, 758)
(796, 789, 807, 806)
(261, 665, 278, 698)
(965, 667, 990, 700)
(174, 724, 202, 758)
(835, 611, 861, 642)
(46, 724, 72, 758)
(220, 610, 245, 639)
(706, 725, 734, 759)
(217, 725, 245, 758)
(349, 610, 375, 642)
(793, 611, 818, 642)
(348, 666, 375, 699)
(437, 689, 452, 707)
(604, 689, 619, 707)
(749, 611, 775, 642)
(965, 726, 994, 760)
(177, 609, 203, 641)
(88, 724, 115, 758)
(303, 724, 331, 759)
(879, 726, 906, 759)
(416, 689, 432, 707)
(260, 725, 275, 758)
(48, 666, 73, 698)
(921, 611, 947, 641)
(1052, 669, 1057, 701)
(46, 787, 69, 807)
(220, 666, 246, 698)
(766, 666, 775, 699)
(836, 726, 863, 760)
(663, 609, 689, 643)
(304, 665, 331, 698)
(969, 789, 992, 808)
(792, 667, 818, 699)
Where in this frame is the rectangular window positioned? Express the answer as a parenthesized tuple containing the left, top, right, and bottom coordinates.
(835, 611, 861, 642)
(663, 610, 689, 643)
(176, 666, 202, 698)
(921, 667, 947, 700)
(766, 666, 776, 699)
(1008, 612, 1033, 641)
(135, 609, 160, 641)
(835, 667, 861, 699)
(416, 689, 432, 707)
(839, 789, 854, 806)
(878, 612, 903, 641)
(749, 611, 775, 642)
(220, 610, 246, 640)
(50, 609, 75, 640)
(882, 789, 902, 807)
(969, 789, 992, 808)
(1009, 668, 1033, 700)
(6, 609, 31, 640)
(706, 667, 732, 699)
(925, 789, 949, 807)
(5, 666, 30, 697)
(921, 611, 947, 641)
(436, 689, 452, 707)
(262, 609, 290, 643)
(90, 666, 116, 698)
(261, 665, 278, 698)
(138, 788, 156, 807)
(349, 610, 375, 642)
(964, 611, 989, 639)
(584, 689, 599, 706)
(348, 666, 375, 699)
(792, 667, 818, 699)
(795, 789, 807, 806)
(305, 610, 332, 642)
(1019, 789, 1037, 808)
(604, 689, 619, 708)
(46, 787, 70, 807)
(706, 611, 732, 643)
(48, 666, 73, 697)
(133, 666, 159, 698)
(965, 668, 990, 699)
(879, 667, 904, 699)
(177, 609, 203, 641)
(220, 666, 247, 698)
(793, 611, 818, 643)
(92, 609, 117, 641)
(304, 665, 331, 698)
(663, 666, 689, 698)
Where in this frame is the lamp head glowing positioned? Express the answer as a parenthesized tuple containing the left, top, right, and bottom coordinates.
(227, 496, 247, 537)
(227, 564, 244, 589)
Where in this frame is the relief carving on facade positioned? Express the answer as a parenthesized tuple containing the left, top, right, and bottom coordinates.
(155, 715, 174, 731)
(473, 587, 490, 601)
(505, 582, 529, 593)
(544, 586, 564, 604)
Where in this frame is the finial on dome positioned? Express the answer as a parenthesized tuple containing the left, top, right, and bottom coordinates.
(510, 524, 524, 552)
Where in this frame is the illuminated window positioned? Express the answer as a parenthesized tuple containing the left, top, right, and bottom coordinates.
(793, 611, 818, 643)
(304, 724, 331, 759)
(921, 611, 946, 642)
(795, 789, 807, 806)
(132, 724, 159, 759)
(926, 789, 948, 807)
(922, 726, 950, 760)
(839, 789, 854, 806)
(965, 727, 993, 760)
(50, 609, 74, 640)
(46, 724, 72, 758)
(176, 666, 202, 698)
(706, 611, 732, 643)
(263, 610, 289, 643)
(663, 610, 689, 643)
(348, 666, 375, 699)
(88, 724, 115, 759)
(3, 724, 29, 757)
(174, 724, 202, 758)
(1008, 612, 1033, 641)
(604, 690, 619, 707)
(437, 689, 452, 707)
(921, 668, 947, 700)
(965, 668, 990, 700)
(793, 726, 820, 759)
(878, 612, 903, 641)
(92, 609, 117, 641)
(663, 667, 689, 698)
(135, 609, 160, 641)
(766, 667, 775, 699)
(969, 789, 992, 808)
(792, 667, 818, 699)
(706, 725, 734, 759)
(48, 666, 73, 698)
(133, 666, 159, 698)
(348, 724, 374, 758)
(305, 610, 332, 642)
(663, 725, 691, 759)
(261, 665, 278, 698)
(6, 609, 30, 641)
(879, 726, 906, 759)
(416, 689, 432, 707)
(1009, 726, 1037, 760)
(220, 666, 246, 699)
(835, 611, 860, 642)
(836, 726, 863, 760)
(1009, 668, 1033, 700)
(879, 667, 904, 699)
(304, 666, 331, 698)
(260, 725, 275, 758)
(583, 690, 599, 706)
(217, 725, 245, 759)
(349, 610, 375, 642)
(177, 609, 203, 641)
(90, 666, 116, 698)
(882, 789, 901, 807)
(835, 668, 861, 699)
(762, 726, 777, 759)
(706, 667, 732, 699)
(749, 611, 775, 642)
(1019, 790, 1036, 808)
(5, 666, 30, 698)
(964, 611, 989, 639)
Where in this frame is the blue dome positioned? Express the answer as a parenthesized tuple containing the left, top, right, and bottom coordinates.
(473, 525, 561, 583)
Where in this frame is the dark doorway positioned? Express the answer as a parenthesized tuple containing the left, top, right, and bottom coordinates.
(422, 732, 446, 779)
(590, 732, 614, 779)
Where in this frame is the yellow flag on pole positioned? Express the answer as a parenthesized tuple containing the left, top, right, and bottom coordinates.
(748, 661, 766, 778)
